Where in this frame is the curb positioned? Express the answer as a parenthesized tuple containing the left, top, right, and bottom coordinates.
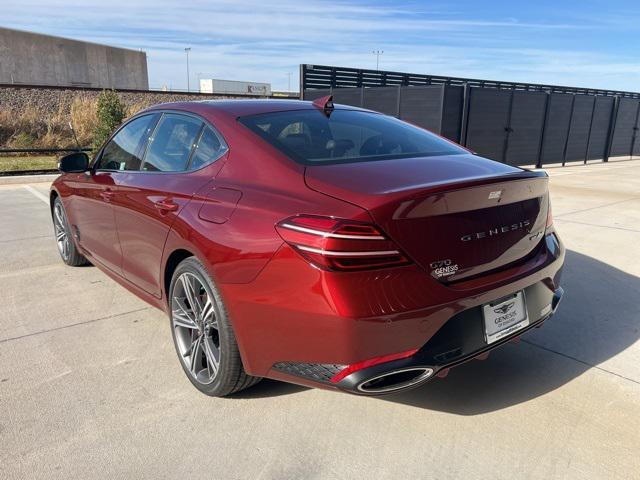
(0, 174, 59, 185)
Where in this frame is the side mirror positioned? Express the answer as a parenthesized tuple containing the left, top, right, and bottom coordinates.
(58, 152, 89, 173)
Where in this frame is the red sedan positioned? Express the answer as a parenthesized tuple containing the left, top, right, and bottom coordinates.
(50, 96, 564, 396)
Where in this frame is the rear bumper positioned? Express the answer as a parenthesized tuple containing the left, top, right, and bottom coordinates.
(335, 285, 564, 394)
(220, 231, 565, 390)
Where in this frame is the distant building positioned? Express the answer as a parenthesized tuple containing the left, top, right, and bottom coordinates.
(200, 78, 271, 96)
(0, 27, 148, 90)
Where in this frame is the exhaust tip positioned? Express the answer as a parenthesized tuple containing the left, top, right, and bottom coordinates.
(356, 367, 434, 394)
(552, 286, 564, 313)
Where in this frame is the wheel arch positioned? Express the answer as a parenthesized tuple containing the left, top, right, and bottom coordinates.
(163, 248, 195, 304)
(161, 245, 255, 374)
(49, 189, 60, 217)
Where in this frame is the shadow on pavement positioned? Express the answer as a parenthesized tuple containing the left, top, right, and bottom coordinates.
(231, 379, 308, 398)
(386, 249, 640, 414)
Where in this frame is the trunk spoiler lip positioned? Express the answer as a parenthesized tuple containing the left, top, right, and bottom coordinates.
(304, 158, 548, 198)
(303, 160, 549, 217)
(389, 174, 549, 220)
(367, 169, 548, 197)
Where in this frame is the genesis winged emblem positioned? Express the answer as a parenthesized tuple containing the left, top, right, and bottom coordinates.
(494, 302, 515, 315)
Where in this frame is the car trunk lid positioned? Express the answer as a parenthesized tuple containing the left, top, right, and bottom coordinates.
(304, 154, 549, 282)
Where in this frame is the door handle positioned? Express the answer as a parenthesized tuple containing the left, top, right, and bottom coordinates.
(154, 199, 179, 212)
(100, 189, 115, 202)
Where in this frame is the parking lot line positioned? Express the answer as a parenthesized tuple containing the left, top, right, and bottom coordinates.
(23, 184, 49, 204)
(0, 306, 151, 344)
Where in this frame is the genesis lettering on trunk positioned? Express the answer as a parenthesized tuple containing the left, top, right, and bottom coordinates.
(461, 220, 531, 242)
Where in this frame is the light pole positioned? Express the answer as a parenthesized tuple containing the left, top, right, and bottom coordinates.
(286, 72, 292, 92)
(372, 50, 384, 71)
(184, 47, 191, 91)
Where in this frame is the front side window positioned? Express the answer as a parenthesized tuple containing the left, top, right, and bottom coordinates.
(239, 109, 466, 165)
(142, 114, 203, 172)
(189, 126, 228, 170)
(97, 115, 157, 171)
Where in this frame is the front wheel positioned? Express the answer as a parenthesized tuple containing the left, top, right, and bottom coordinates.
(52, 197, 88, 266)
(169, 257, 261, 396)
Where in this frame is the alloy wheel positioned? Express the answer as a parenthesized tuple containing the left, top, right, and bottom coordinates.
(53, 202, 70, 261)
(171, 272, 221, 385)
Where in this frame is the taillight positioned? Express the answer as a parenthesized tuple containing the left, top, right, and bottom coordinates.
(275, 215, 411, 271)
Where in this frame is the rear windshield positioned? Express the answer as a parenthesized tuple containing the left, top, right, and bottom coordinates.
(238, 109, 466, 165)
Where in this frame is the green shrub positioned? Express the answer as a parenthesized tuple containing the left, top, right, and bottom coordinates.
(12, 132, 36, 149)
(92, 90, 125, 151)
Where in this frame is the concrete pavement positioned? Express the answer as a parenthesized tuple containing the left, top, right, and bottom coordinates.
(1, 160, 639, 479)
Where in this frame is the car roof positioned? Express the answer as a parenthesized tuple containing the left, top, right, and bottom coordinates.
(142, 99, 367, 118)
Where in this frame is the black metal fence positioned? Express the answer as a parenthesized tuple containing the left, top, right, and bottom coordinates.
(301, 64, 640, 167)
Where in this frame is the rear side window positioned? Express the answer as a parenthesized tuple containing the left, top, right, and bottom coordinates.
(239, 109, 466, 165)
(189, 126, 228, 170)
(98, 115, 157, 171)
(142, 114, 202, 172)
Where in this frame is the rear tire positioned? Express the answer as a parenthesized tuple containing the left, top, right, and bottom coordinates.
(52, 197, 88, 267)
(168, 257, 261, 397)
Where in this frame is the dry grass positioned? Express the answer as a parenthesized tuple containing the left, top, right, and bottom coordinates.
(126, 100, 153, 118)
(0, 95, 152, 151)
(0, 93, 156, 175)
(0, 155, 58, 173)
(0, 95, 98, 149)
(69, 96, 98, 146)
(0, 94, 153, 173)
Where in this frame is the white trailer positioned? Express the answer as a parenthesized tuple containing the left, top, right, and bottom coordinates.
(199, 79, 271, 96)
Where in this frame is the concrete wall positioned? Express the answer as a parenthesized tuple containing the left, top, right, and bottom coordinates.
(0, 27, 148, 89)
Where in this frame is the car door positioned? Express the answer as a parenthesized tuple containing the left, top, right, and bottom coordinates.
(110, 112, 228, 297)
(69, 114, 159, 274)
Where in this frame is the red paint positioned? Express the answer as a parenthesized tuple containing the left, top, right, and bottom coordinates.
(52, 99, 565, 392)
(330, 348, 419, 383)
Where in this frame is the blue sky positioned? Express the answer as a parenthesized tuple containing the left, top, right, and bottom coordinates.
(3, 0, 640, 92)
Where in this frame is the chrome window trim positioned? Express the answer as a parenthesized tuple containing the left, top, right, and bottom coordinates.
(93, 109, 229, 174)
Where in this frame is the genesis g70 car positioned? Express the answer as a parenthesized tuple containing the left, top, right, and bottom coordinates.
(50, 96, 564, 396)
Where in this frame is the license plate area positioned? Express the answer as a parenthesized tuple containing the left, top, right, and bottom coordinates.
(482, 291, 529, 344)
